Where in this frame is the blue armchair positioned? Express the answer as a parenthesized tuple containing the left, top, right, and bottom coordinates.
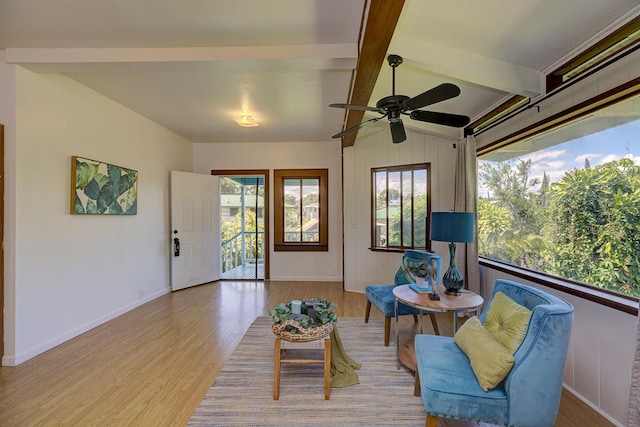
(364, 250, 442, 346)
(415, 279, 574, 427)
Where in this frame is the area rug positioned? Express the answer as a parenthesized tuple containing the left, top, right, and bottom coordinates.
(190, 316, 494, 427)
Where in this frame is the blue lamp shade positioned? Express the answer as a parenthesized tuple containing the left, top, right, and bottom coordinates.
(430, 212, 474, 243)
(430, 212, 475, 296)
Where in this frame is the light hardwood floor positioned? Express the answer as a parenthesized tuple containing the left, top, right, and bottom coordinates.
(0, 281, 612, 426)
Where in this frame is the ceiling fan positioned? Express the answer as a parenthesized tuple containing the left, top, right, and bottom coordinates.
(330, 54, 471, 144)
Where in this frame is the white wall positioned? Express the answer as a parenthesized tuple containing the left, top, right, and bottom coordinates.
(342, 123, 458, 293)
(192, 141, 343, 282)
(475, 49, 640, 426)
(1, 64, 193, 365)
(0, 57, 18, 365)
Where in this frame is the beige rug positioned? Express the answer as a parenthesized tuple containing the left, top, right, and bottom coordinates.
(189, 316, 492, 426)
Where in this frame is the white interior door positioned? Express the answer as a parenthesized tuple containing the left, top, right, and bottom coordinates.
(170, 170, 220, 291)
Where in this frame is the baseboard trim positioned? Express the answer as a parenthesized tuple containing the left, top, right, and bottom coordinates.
(268, 276, 343, 282)
(563, 384, 624, 427)
(4, 288, 169, 366)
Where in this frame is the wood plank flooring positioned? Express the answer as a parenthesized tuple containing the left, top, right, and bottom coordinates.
(0, 281, 613, 426)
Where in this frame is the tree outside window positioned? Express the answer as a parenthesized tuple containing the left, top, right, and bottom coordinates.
(275, 169, 328, 251)
(372, 164, 430, 250)
(478, 94, 640, 299)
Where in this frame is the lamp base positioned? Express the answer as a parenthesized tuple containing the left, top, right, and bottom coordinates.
(443, 243, 464, 297)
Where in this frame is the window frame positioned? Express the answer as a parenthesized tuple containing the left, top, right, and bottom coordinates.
(370, 163, 432, 253)
(545, 18, 640, 93)
(476, 80, 640, 315)
(274, 168, 328, 252)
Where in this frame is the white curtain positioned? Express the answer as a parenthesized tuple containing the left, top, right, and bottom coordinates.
(630, 312, 640, 426)
(453, 135, 480, 295)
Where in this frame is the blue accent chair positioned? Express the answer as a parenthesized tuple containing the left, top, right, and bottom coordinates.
(364, 250, 442, 346)
(415, 279, 574, 427)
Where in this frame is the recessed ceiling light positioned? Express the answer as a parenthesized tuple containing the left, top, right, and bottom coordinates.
(237, 114, 259, 127)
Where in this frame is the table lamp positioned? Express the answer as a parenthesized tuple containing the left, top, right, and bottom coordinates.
(430, 212, 474, 296)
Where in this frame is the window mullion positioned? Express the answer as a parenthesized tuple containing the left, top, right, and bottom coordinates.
(385, 172, 389, 248)
(298, 179, 303, 242)
(410, 168, 415, 247)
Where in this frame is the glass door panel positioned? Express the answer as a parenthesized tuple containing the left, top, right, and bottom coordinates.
(220, 175, 265, 280)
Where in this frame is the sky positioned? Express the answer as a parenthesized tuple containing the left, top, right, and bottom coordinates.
(478, 117, 640, 198)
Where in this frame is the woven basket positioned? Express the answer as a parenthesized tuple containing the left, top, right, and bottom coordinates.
(272, 319, 333, 342)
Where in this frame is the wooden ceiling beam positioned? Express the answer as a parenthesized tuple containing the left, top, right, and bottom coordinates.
(341, 0, 405, 147)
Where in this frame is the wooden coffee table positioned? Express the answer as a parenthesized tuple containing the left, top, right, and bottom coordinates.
(393, 284, 483, 372)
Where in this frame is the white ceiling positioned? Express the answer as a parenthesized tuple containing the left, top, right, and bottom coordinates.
(1, 0, 639, 143)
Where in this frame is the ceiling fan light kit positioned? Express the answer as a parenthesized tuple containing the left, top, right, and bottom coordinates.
(330, 54, 470, 143)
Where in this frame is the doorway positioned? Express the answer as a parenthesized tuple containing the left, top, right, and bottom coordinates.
(213, 170, 269, 280)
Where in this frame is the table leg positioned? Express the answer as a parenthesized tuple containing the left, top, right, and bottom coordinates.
(323, 338, 331, 400)
(273, 338, 281, 400)
(453, 311, 459, 332)
(395, 297, 400, 369)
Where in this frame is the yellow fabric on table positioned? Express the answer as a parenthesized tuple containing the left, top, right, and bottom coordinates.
(330, 325, 361, 387)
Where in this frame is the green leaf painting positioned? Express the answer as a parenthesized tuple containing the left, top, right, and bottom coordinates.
(71, 156, 138, 215)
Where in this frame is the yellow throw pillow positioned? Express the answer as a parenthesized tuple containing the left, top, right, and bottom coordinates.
(483, 291, 532, 353)
(454, 316, 514, 391)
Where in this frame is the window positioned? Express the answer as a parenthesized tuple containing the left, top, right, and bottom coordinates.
(274, 169, 328, 251)
(371, 164, 431, 251)
(467, 95, 529, 135)
(546, 19, 640, 92)
(477, 91, 640, 300)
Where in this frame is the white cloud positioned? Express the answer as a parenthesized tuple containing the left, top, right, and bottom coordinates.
(574, 153, 603, 163)
(622, 153, 640, 165)
(599, 154, 621, 164)
(524, 149, 568, 162)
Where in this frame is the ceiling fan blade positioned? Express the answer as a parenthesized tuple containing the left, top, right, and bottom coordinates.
(409, 110, 471, 128)
(404, 83, 461, 110)
(390, 120, 406, 144)
(332, 116, 384, 139)
(329, 103, 380, 112)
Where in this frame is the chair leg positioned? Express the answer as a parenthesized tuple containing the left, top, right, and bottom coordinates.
(429, 313, 440, 335)
(426, 415, 439, 427)
(384, 316, 391, 347)
(364, 300, 372, 323)
(414, 371, 421, 396)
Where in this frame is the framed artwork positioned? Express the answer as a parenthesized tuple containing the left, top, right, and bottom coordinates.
(70, 156, 138, 215)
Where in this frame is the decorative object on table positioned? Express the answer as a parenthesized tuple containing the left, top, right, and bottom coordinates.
(430, 211, 474, 296)
(403, 249, 442, 301)
(269, 297, 337, 342)
(70, 156, 138, 215)
(402, 249, 440, 295)
(291, 299, 302, 315)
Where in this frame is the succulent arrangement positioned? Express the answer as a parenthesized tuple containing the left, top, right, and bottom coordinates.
(269, 297, 337, 333)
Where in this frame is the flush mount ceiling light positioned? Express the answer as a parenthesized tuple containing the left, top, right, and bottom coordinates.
(237, 114, 259, 127)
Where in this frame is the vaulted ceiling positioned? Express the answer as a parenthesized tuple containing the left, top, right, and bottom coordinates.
(1, 0, 638, 145)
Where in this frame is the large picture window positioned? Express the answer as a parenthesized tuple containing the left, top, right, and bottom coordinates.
(478, 93, 640, 300)
(274, 169, 328, 251)
(372, 164, 430, 251)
